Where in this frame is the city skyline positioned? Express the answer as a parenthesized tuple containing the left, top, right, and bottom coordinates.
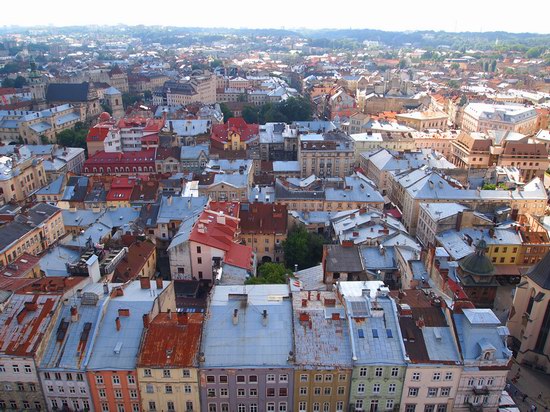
(1, 0, 549, 34)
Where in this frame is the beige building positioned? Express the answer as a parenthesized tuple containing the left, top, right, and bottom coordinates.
(0, 155, 47, 204)
(461, 103, 538, 134)
(507, 253, 550, 374)
(412, 130, 458, 158)
(292, 291, 352, 412)
(396, 110, 449, 131)
(0, 203, 65, 267)
(137, 312, 203, 412)
(299, 131, 354, 178)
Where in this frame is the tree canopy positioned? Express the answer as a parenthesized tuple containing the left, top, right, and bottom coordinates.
(56, 123, 88, 150)
(283, 225, 324, 270)
(245, 263, 291, 285)
(219, 103, 234, 123)
(241, 97, 313, 124)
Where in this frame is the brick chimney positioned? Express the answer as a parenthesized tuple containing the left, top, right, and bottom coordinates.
(301, 299, 308, 308)
(156, 277, 163, 289)
(115, 317, 121, 331)
(178, 312, 188, 326)
(140, 277, 151, 289)
(142, 313, 150, 328)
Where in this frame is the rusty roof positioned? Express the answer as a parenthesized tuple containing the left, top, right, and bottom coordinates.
(138, 312, 203, 368)
(0, 293, 61, 357)
(239, 203, 287, 235)
(113, 240, 156, 283)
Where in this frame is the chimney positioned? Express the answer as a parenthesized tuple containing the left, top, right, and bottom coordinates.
(70, 305, 79, 322)
(115, 317, 121, 331)
(217, 213, 226, 225)
(142, 313, 150, 329)
(302, 299, 308, 308)
(262, 310, 268, 327)
(332, 312, 340, 321)
(416, 316, 425, 328)
(178, 312, 188, 326)
(168, 309, 172, 320)
(232, 309, 239, 325)
(156, 277, 163, 289)
(307, 291, 311, 300)
(76, 289, 82, 298)
(118, 308, 130, 317)
(316, 292, 321, 301)
(140, 277, 151, 289)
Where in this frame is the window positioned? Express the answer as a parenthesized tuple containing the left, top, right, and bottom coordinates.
(338, 386, 345, 395)
(24, 365, 32, 373)
(113, 375, 120, 385)
(183, 369, 191, 378)
(237, 388, 245, 397)
(412, 372, 421, 381)
(355, 400, 363, 410)
(386, 400, 395, 410)
(315, 374, 323, 382)
(300, 374, 308, 382)
(187, 402, 195, 412)
(237, 375, 246, 383)
(143, 369, 152, 377)
(12, 365, 19, 373)
(405, 405, 417, 412)
(207, 388, 216, 397)
(114, 389, 123, 399)
(267, 374, 275, 382)
(220, 388, 228, 397)
(219, 375, 227, 383)
(323, 387, 331, 396)
(428, 388, 438, 397)
(357, 383, 365, 394)
(184, 384, 192, 393)
(325, 374, 333, 382)
(43, 371, 49, 379)
(314, 387, 321, 395)
(130, 389, 137, 398)
(197, 257, 202, 264)
(102, 404, 109, 412)
(163, 369, 171, 378)
(249, 375, 258, 383)
(375, 367, 383, 377)
(424, 405, 435, 412)
(359, 367, 368, 377)
(440, 387, 451, 397)
(323, 402, 330, 412)
(167, 401, 175, 411)
(432, 372, 441, 381)
(68, 386, 75, 394)
(279, 402, 287, 412)
(391, 367, 399, 377)
(99, 389, 106, 398)
(165, 385, 173, 394)
(128, 375, 136, 385)
(437, 405, 447, 412)
(149, 401, 157, 411)
(197, 246, 202, 253)
(267, 403, 275, 412)
(238, 405, 246, 412)
(373, 383, 381, 393)
(29, 383, 36, 392)
(299, 401, 308, 412)
(467, 378, 475, 386)
(300, 387, 307, 395)
(409, 387, 419, 397)
(208, 404, 217, 412)
(47, 385, 53, 393)
(339, 373, 347, 381)
(444, 372, 453, 381)
(146, 384, 154, 394)
(207, 375, 216, 383)
(17, 383, 24, 392)
(389, 383, 396, 393)
(267, 388, 275, 397)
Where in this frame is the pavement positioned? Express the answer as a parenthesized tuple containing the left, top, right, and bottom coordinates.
(493, 284, 515, 323)
(507, 359, 550, 411)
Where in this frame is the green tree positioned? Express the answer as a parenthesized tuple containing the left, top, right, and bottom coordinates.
(219, 103, 234, 123)
(143, 90, 153, 101)
(56, 128, 88, 150)
(242, 105, 260, 124)
(100, 103, 113, 115)
(399, 58, 408, 69)
(13, 76, 27, 88)
(482, 183, 496, 190)
(490, 60, 497, 72)
(450, 63, 460, 71)
(283, 225, 324, 270)
(278, 97, 313, 122)
(483, 61, 489, 72)
(526, 46, 546, 58)
(447, 80, 460, 89)
(245, 263, 291, 285)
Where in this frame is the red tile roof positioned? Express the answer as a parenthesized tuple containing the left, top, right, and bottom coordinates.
(224, 243, 254, 270)
(211, 117, 259, 145)
(138, 312, 203, 368)
(113, 240, 156, 283)
(86, 122, 114, 143)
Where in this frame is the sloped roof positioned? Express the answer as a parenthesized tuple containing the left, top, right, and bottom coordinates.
(526, 250, 550, 290)
(46, 82, 90, 102)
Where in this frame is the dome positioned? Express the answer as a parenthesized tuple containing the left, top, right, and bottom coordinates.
(99, 112, 111, 122)
(459, 239, 494, 277)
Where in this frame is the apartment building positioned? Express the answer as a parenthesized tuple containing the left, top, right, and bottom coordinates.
(38, 284, 109, 412)
(0, 294, 62, 412)
(461, 103, 538, 134)
(239, 203, 287, 264)
(394, 290, 462, 412)
(200, 285, 294, 412)
(396, 111, 449, 131)
(0, 152, 47, 204)
(137, 311, 203, 412)
(292, 290, 352, 412)
(338, 281, 407, 412)
(452, 309, 512, 411)
(299, 130, 355, 178)
(87, 279, 175, 412)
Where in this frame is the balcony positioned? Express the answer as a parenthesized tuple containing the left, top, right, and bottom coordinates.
(468, 403, 483, 412)
(472, 386, 489, 395)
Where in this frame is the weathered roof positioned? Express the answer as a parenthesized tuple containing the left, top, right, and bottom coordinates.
(526, 250, 550, 290)
(201, 285, 293, 368)
(46, 82, 91, 102)
(324, 244, 364, 273)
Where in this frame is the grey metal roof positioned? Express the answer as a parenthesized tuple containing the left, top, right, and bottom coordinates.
(156, 196, 208, 224)
(201, 285, 293, 368)
(526, 251, 550, 290)
(87, 280, 170, 371)
(325, 245, 364, 273)
(292, 291, 352, 368)
(422, 327, 461, 362)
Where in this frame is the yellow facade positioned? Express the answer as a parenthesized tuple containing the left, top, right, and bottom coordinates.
(137, 367, 200, 412)
(293, 369, 351, 412)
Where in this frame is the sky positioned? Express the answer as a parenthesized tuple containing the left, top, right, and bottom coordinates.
(1, 0, 548, 34)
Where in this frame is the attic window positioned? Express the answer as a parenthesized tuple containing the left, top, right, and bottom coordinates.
(386, 329, 393, 338)
(358, 329, 365, 338)
(372, 329, 379, 338)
